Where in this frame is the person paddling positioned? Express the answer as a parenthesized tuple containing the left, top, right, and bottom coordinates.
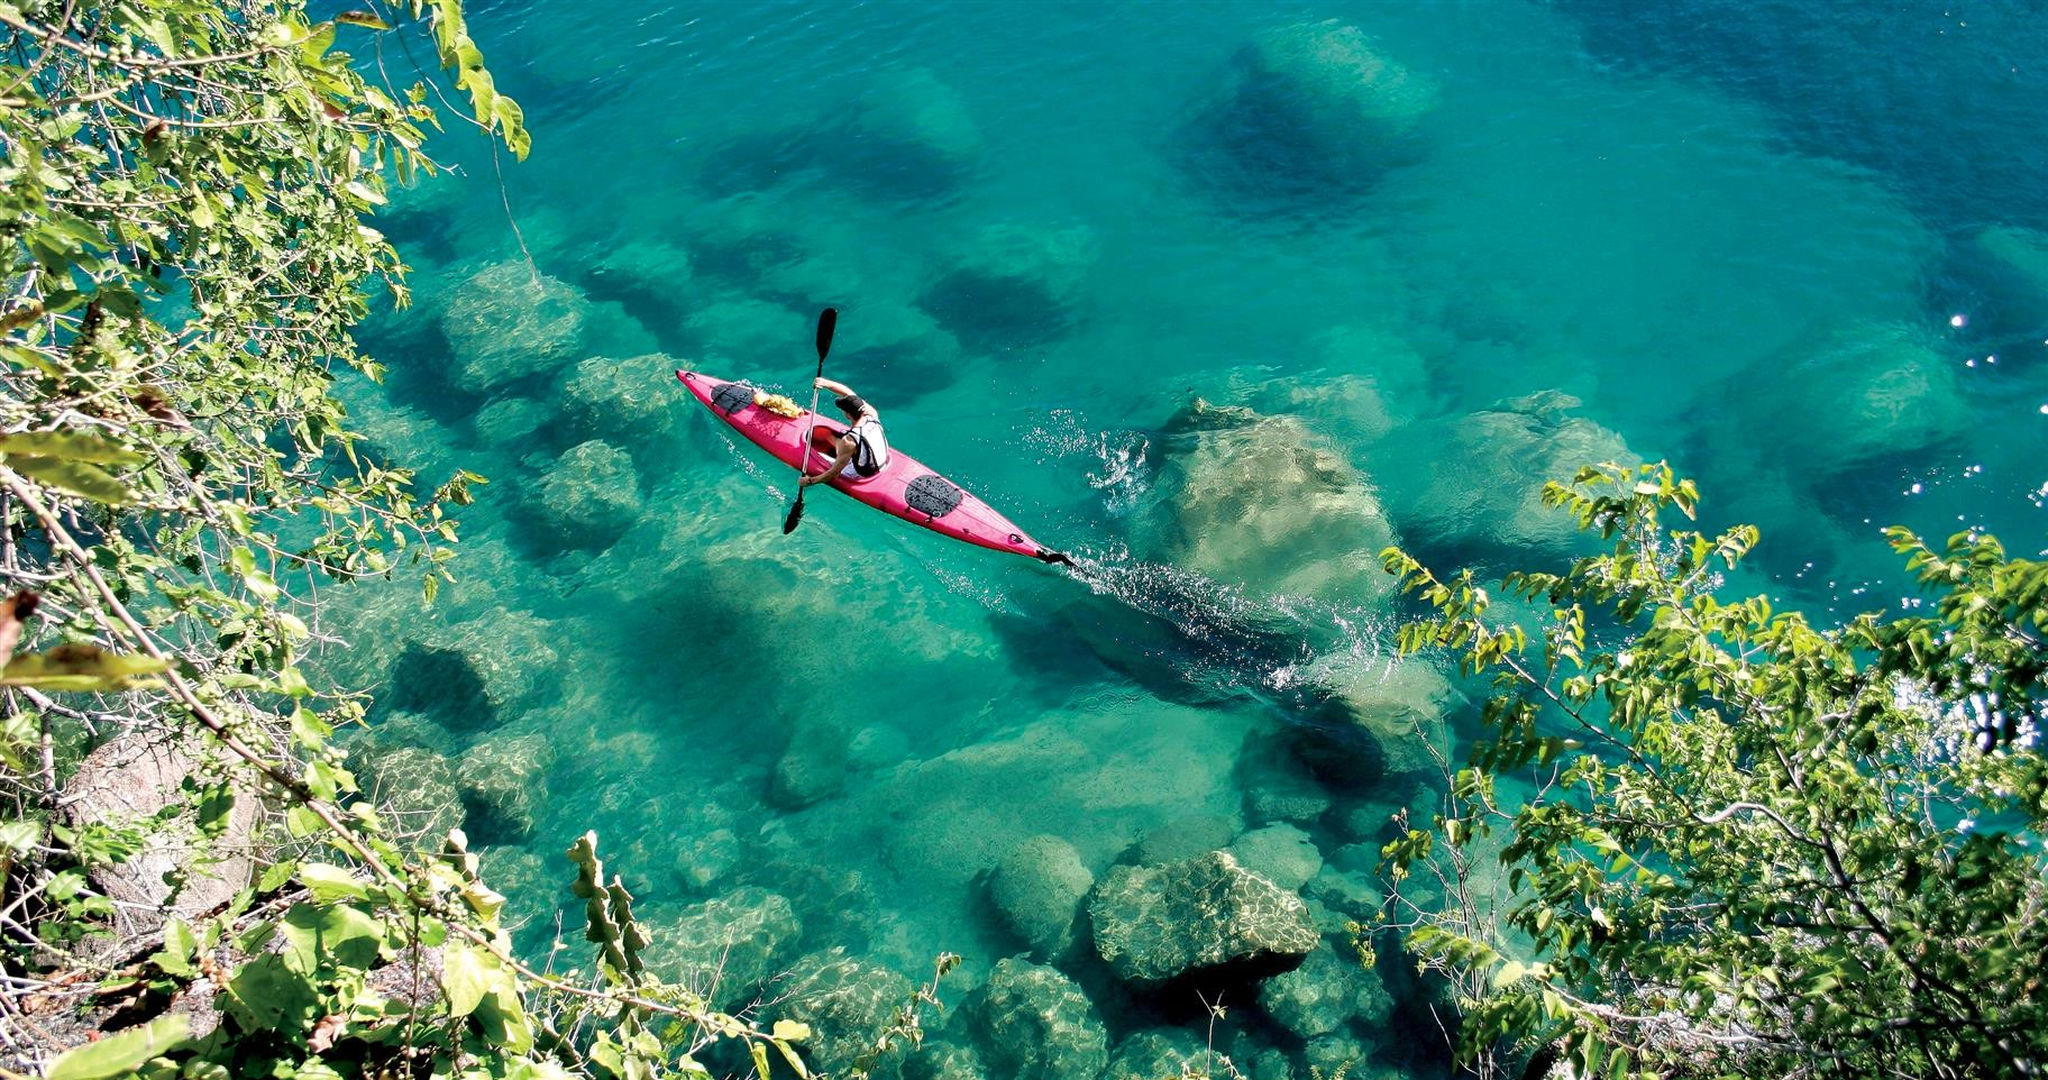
(799, 377, 891, 486)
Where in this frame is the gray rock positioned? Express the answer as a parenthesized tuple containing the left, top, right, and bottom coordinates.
(973, 957, 1110, 1080)
(1104, 1029, 1213, 1080)
(387, 607, 560, 732)
(472, 396, 549, 447)
(1148, 401, 1399, 606)
(1235, 21, 1438, 173)
(1303, 866, 1382, 922)
(675, 827, 741, 892)
(351, 743, 464, 845)
(773, 949, 916, 1080)
(989, 834, 1093, 961)
(1089, 852, 1318, 986)
(535, 440, 642, 549)
(1133, 812, 1238, 866)
(454, 733, 554, 843)
(1257, 944, 1392, 1040)
(770, 723, 848, 810)
(1227, 825, 1323, 892)
(62, 735, 261, 935)
(560, 353, 680, 444)
(652, 886, 802, 1010)
(442, 262, 590, 393)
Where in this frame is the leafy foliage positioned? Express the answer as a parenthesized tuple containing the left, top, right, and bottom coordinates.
(1379, 463, 2047, 1078)
(0, 1, 950, 1077)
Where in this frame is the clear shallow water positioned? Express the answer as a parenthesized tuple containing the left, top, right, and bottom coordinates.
(332, 2, 2048, 1076)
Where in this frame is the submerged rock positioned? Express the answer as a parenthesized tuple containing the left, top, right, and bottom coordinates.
(973, 957, 1111, 1080)
(441, 262, 591, 394)
(560, 354, 680, 445)
(1132, 811, 1240, 866)
(1104, 1029, 1213, 1080)
(385, 607, 560, 732)
(918, 222, 1097, 351)
(772, 950, 916, 1079)
(652, 886, 803, 1010)
(1395, 390, 1637, 558)
(843, 67, 985, 198)
(1227, 824, 1323, 892)
(1190, 20, 1437, 201)
(350, 743, 465, 844)
(534, 440, 643, 550)
(472, 396, 550, 447)
(1150, 400, 1399, 606)
(1257, 943, 1393, 1040)
(770, 722, 849, 810)
(989, 834, 1094, 961)
(454, 734, 554, 843)
(1089, 851, 1318, 986)
(1758, 322, 1968, 479)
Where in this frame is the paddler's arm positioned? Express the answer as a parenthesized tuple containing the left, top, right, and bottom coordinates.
(800, 435, 857, 487)
(815, 376, 856, 398)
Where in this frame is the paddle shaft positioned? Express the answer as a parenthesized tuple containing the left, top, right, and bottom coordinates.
(783, 308, 838, 534)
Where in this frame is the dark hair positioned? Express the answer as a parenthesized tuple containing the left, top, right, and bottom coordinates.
(836, 393, 868, 417)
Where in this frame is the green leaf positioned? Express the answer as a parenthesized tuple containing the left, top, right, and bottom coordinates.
(440, 943, 490, 1017)
(223, 954, 318, 1034)
(297, 862, 369, 902)
(0, 819, 39, 855)
(750, 1041, 774, 1080)
(770, 1020, 811, 1043)
(1, 645, 167, 691)
(280, 901, 385, 973)
(46, 1014, 188, 1080)
(5, 456, 133, 504)
(152, 919, 198, 977)
(336, 11, 393, 30)
(0, 431, 144, 464)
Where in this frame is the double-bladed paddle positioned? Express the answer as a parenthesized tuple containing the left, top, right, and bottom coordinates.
(782, 307, 838, 535)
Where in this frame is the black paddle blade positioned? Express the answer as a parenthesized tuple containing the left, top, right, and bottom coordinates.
(815, 307, 838, 362)
(782, 493, 806, 534)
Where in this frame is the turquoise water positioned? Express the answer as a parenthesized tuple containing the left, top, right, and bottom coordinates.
(332, 2, 2048, 1076)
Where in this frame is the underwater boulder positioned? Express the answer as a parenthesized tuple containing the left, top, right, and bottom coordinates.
(472, 396, 550, 447)
(1968, 226, 2048, 340)
(972, 957, 1111, 1080)
(1394, 389, 1638, 558)
(769, 721, 849, 810)
(918, 222, 1097, 352)
(906, 1041, 985, 1080)
(1758, 322, 1969, 479)
(1089, 851, 1318, 987)
(385, 607, 560, 732)
(349, 744, 464, 844)
(1226, 824, 1324, 892)
(534, 440, 643, 550)
(1131, 811, 1241, 866)
(1257, 942, 1394, 1041)
(1189, 20, 1437, 202)
(772, 950, 917, 1080)
(1103, 1029, 1213, 1080)
(827, 300, 965, 405)
(586, 239, 694, 317)
(651, 886, 803, 1010)
(1247, 324, 1436, 444)
(440, 261, 591, 394)
(839, 66, 985, 201)
(560, 354, 680, 445)
(1150, 400, 1401, 606)
(453, 733, 554, 844)
(988, 833, 1095, 962)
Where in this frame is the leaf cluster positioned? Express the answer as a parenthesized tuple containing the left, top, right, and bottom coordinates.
(1379, 463, 2048, 1079)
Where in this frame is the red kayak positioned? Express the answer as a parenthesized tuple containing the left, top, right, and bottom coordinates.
(677, 370, 1071, 565)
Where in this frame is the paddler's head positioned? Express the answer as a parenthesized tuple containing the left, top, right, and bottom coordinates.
(836, 393, 869, 421)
